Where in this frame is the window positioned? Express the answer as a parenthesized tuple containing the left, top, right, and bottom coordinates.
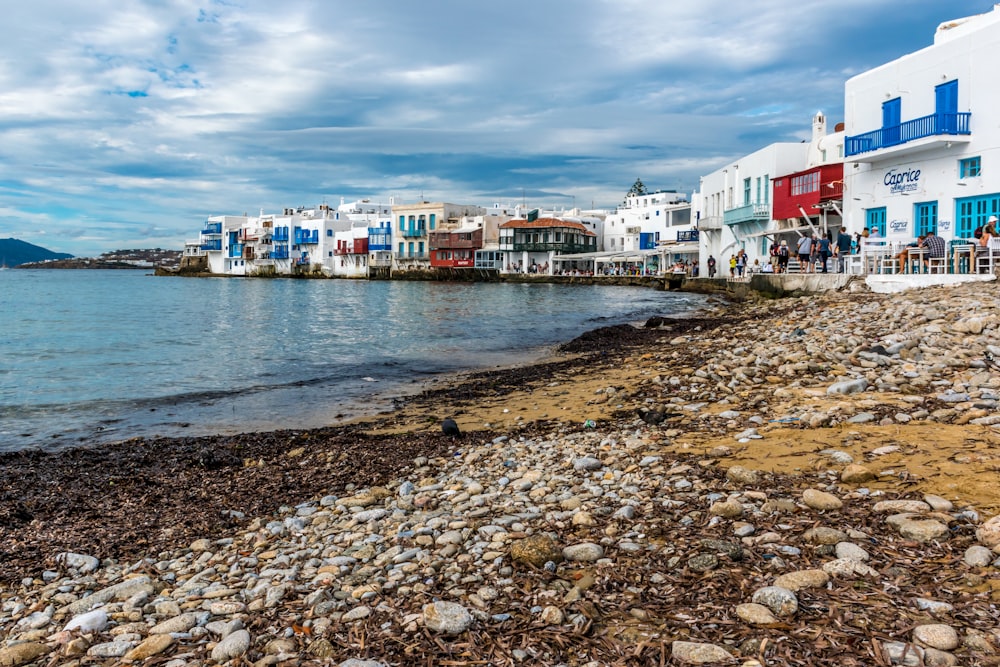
(914, 202, 938, 236)
(399, 215, 405, 231)
(398, 242, 404, 255)
(743, 178, 751, 206)
(956, 194, 1000, 239)
(821, 149, 827, 162)
(326, 229, 332, 237)
(866, 207, 887, 236)
(791, 172, 820, 196)
(429, 214, 436, 230)
(960, 156, 981, 179)
(763, 175, 770, 204)
(755, 177, 761, 203)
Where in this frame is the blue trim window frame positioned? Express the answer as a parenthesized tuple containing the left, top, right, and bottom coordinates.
(399, 215, 405, 232)
(743, 178, 751, 206)
(960, 156, 981, 179)
(956, 194, 1000, 239)
(914, 201, 938, 236)
(866, 207, 887, 236)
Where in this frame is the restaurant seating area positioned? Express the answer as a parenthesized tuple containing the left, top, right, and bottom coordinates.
(852, 238, 1000, 275)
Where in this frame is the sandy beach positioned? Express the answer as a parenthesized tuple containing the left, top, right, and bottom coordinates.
(1, 281, 999, 666)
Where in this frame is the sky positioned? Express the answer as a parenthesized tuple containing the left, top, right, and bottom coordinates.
(1, 0, 994, 257)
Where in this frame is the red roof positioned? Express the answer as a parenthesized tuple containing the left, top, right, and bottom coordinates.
(500, 218, 595, 236)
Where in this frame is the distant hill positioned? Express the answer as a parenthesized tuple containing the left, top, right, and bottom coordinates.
(0, 238, 73, 267)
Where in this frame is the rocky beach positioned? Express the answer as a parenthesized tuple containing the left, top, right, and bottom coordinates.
(2, 281, 1000, 666)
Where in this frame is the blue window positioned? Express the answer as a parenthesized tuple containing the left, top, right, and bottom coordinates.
(399, 215, 405, 231)
(398, 242, 404, 255)
(418, 241, 424, 255)
(956, 195, 1000, 239)
(743, 178, 751, 206)
(429, 214, 436, 230)
(408, 242, 414, 256)
(326, 229, 333, 237)
(763, 175, 769, 204)
(914, 202, 938, 236)
(960, 156, 981, 179)
(866, 207, 886, 236)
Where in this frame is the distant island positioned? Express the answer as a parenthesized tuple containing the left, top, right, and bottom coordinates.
(1, 238, 182, 269)
(1, 238, 73, 267)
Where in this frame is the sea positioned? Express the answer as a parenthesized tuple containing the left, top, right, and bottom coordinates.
(0, 270, 713, 452)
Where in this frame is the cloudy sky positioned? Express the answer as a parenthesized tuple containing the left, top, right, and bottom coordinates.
(1, 0, 992, 257)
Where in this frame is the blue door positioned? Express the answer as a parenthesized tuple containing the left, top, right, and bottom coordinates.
(936, 80, 958, 133)
(882, 98, 901, 146)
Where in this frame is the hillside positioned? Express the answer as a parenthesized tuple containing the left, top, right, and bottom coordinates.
(0, 238, 73, 267)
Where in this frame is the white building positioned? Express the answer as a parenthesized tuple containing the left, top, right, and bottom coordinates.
(694, 143, 810, 270)
(843, 5, 1000, 245)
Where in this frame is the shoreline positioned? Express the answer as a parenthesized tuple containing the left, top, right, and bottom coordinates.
(2, 283, 1000, 665)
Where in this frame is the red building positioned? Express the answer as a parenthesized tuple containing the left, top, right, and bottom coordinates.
(428, 227, 483, 268)
(771, 163, 844, 231)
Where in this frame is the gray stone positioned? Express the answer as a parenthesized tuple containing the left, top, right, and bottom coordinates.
(670, 640, 735, 664)
(828, 378, 869, 395)
(562, 542, 604, 562)
(913, 624, 959, 651)
(211, 629, 251, 662)
(423, 601, 473, 635)
(750, 586, 798, 617)
(573, 457, 603, 471)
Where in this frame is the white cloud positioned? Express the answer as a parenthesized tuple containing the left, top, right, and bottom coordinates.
(0, 0, 991, 256)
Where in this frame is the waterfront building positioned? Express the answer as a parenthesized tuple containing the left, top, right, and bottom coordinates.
(843, 6, 1000, 246)
(767, 113, 846, 260)
(695, 141, 809, 271)
(390, 201, 486, 272)
(429, 227, 483, 269)
(499, 216, 598, 274)
(602, 181, 698, 272)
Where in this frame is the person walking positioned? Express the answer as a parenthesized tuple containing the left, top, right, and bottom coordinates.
(837, 228, 853, 272)
(818, 234, 832, 273)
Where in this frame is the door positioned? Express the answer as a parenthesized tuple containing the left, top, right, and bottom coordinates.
(882, 98, 901, 147)
(935, 80, 958, 133)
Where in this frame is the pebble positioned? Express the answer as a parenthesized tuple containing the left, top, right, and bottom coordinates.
(422, 601, 473, 635)
(751, 586, 798, 617)
(802, 489, 843, 510)
(671, 640, 735, 664)
(913, 624, 959, 651)
(210, 629, 251, 661)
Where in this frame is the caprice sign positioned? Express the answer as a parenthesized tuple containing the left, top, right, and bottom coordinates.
(883, 167, 920, 195)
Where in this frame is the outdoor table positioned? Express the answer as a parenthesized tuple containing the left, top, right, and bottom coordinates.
(952, 244, 976, 274)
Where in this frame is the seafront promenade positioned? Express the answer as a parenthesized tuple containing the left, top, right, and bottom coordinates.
(1, 281, 999, 666)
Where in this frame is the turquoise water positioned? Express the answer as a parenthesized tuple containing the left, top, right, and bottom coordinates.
(0, 270, 710, 451)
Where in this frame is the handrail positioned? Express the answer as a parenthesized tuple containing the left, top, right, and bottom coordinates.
(846, 112, 971, 157)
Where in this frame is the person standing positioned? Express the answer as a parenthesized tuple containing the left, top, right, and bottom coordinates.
(797, 235, 813, 273)
(707, 255, 717, 278)
(729, 254, 737, 277)
(736, 251, 746, 277)
(778, 240, 790, 273)
(837, 228, 853, 272)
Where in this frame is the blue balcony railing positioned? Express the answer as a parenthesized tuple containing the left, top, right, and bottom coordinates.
(273, 227, 289, 242)
(228, 243, 244, 258)
(200, 239, 222, 251)
(202, 222, 222, 235)
(401, 227, 426, 238)
(294, 230, 319, 244)
(723, 202, 769, 226)
(272, 246, 289, 259)
(845, 112, 971, 157)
